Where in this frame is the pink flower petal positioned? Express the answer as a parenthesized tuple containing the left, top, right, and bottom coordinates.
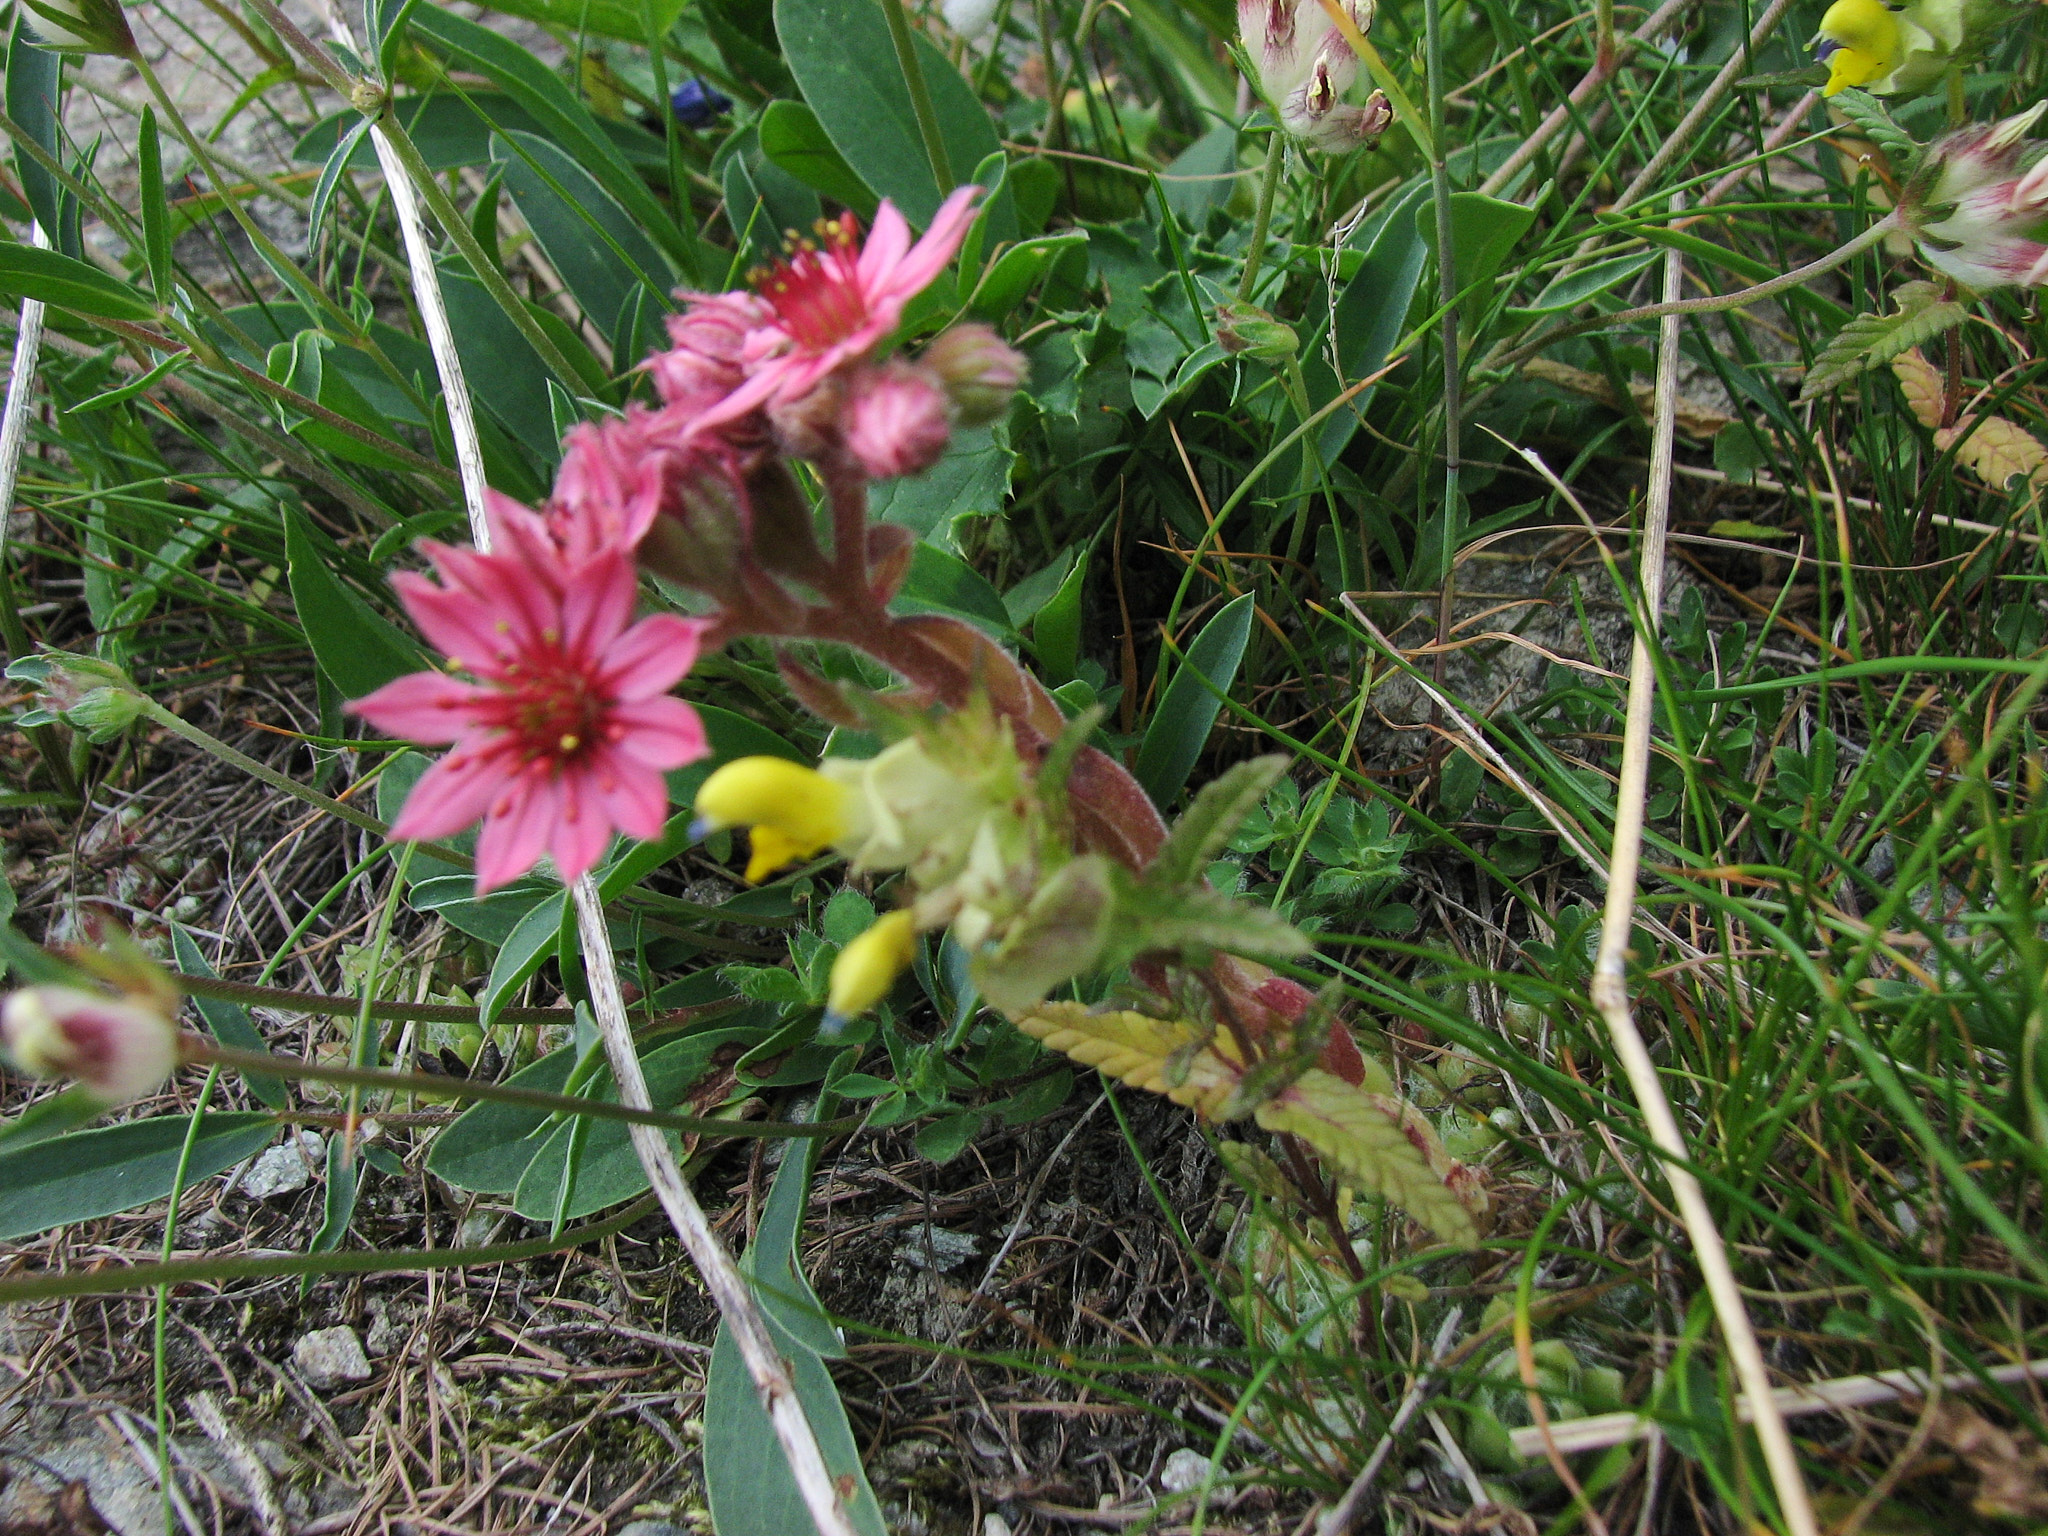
(546, 772, 614, 884)
(397, 581, 519, 677)
(475, 772, 560, 892)
(857, 201, 912, 290)
(348, 670, 491, 741)
(587, 752, 672, 843)
(881, 186, 981, 303)
(607, 696, 710, 769)
(557, 549, 638, 663)
(389, 744, 512, 842)
(601, 613, 709, 698)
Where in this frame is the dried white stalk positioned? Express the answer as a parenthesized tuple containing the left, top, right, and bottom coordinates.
(276, 10, 858, 1527)
(306, 0, 489, 547)
(1510, 1355, 2048, 1459)
(1584, 203, 1819, 1536)
(0, 223, 50, 583)
(571, 875, 858, 1536)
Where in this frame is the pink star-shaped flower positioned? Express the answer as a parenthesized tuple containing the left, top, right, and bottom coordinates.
(690, 186, 981, 437)
(351, 504, 711, 892)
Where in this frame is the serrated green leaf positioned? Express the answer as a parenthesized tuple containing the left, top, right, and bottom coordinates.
(1800, 285, 1966, 400)
(1149, 755, 1290, 891)
(1114, 884, 1311, 965)
(1829, 88, 1920, 169)
(1255, 1071, 1479, 1246)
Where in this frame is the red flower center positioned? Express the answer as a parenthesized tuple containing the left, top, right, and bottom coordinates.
(755, 216, 869, 352)
(488, 643, 611, 770)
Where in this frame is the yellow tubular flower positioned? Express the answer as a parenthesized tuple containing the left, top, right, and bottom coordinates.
(826, 911, 918, 1025)
(692, 757, 852, 884)
(1815, 0, 1900, 94)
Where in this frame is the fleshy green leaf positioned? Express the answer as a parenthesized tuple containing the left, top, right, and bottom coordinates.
(0, 241, 158, 322)
(1134, 592, 1257, 807)
(0, 1114, 279, 1241)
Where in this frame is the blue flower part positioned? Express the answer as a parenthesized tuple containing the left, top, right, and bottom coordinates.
(671, 78, 734, 128)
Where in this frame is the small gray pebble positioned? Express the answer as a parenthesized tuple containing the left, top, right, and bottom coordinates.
(292, 1326, 371, 1390)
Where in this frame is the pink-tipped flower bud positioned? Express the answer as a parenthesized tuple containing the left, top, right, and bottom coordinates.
(920, 324, 1027, 427)
(1241, 0, 1382, 154)
(1901, 103, 2048, 289)
(2, 985, 178, 1104)
(648, 290, 769, 405)
(842, 363, 953, 481)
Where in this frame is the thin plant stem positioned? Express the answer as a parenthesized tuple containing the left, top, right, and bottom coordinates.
(1236, 137, 1286, 304)
(569, 873, 861, 1536)
(134, 696, 408, 843)
(1595, 0, 1616, 72)
(153, 1061, 221, 1536)
(1424, 0, 1460, 693)
(1607, 0, 1800, 217)
(372, 120, 590, 391)
(182, 1038, 853, 1140)
(1474, 0, 1698, 200)
(1490, 214, 1898, 374)
(1586, 203, 1820, 1536)
(879, 0, 955, 192)
(0, 1196, 663, 1304)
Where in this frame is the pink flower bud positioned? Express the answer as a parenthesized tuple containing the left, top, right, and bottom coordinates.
(2, 985, 179, 1104)
(1902, 104, 2048, 289)
(766, 372, 849, 464)
(920, 324, 1026, 426)
(648, 290, 769, 404)
(842, 363, 953, 481)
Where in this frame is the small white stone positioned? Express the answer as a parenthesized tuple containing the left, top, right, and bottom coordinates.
(1160, 1448, 1213, 1494)
(241, 1132, 323, 1200)
(292, 1326, 371, 1390)
(899, 1226, 979, 1273)
(982, 1517, 1012, 1536)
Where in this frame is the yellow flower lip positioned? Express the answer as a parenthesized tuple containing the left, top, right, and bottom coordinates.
(824, 911, 919, 1030)
(1814, 0, 1900, 94)
(691, 756, 852, 883)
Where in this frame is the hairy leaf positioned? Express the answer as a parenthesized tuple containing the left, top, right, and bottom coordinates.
(1801, 283, 1965, 400)
(1014, 1003, 1479, 1243)
(1010, 1001, 1240, 1118)
(1254, 1071, 1482, 1246)
(1149, 755, 1290, 891)
(1112, 885, 1312, 966)
(1829, 89, 1920, 171)
(1937, 414, 2048, 488)
(1892, 348, 1945, 429)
